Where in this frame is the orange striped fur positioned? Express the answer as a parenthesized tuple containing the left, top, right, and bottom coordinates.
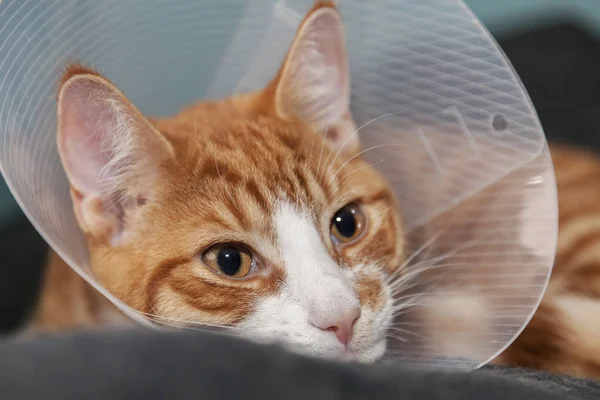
(495, 144, 600, 379)
(31, 1, 404, 363)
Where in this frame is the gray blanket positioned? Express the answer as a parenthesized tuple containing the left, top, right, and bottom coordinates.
(0, 329, 598, 400)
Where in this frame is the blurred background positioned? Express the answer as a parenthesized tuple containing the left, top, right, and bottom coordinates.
(2, 0, 600, 333)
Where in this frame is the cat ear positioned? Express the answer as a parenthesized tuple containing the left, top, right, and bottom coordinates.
(271, 2, 358, 155)
(57, 66, 174, 244)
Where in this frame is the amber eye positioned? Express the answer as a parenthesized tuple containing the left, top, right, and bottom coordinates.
(201, 243, 254, 278)
(330, 203, 367, 245)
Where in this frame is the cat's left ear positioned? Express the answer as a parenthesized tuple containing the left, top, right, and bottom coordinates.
(56, 67, 175, 245)
(270, 2, 358, 155)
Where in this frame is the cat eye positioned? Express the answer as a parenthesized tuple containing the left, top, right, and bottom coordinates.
(201, 243, 255, 278)
(330, 203, 367, 245)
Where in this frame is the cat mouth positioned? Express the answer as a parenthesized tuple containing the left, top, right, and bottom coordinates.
(351, 338, 388, 363)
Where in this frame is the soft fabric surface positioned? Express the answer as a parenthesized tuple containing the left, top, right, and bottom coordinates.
(0, 329, 598, 400)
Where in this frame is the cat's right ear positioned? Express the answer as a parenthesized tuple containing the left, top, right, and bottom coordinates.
(57, 66, 174, 245)
(268, 1, 359, 156)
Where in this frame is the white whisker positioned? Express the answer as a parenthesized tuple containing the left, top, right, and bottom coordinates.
(390, 263, 449, 289)
(389, 228, 492, 291)
(145, 317, 230, 335)
(390, 282, 419, 295)
(386, 334, 409, 343)
(134, 309, 243, 332)
(391, 292, 427, 305)
(385, 226, 449, 286)
(390, 310, 417, 320)
(338, 158, 385, 181)
(332, 143, 405, 181)
(387, 326, 425, 339)
(391, 308, 426, 319)
(389, 321, 423, 327)
(327, 111, 410, 175)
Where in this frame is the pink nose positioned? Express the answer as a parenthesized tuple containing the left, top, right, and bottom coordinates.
(312, 307, 361, 346)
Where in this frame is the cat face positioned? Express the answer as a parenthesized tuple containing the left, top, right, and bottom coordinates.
(56, 1, 405, 362)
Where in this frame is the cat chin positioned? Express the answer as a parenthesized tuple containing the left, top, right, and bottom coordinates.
(261, 337, 388, 364)
(347, 338, 388, 363)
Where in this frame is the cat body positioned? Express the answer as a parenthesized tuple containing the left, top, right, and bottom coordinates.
(495, 144, 600, 379)
(23, 0, 600, 379)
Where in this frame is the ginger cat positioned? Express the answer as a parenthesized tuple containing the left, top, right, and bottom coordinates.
(32, 1, 403, 363)
(26, 0, 600, 378)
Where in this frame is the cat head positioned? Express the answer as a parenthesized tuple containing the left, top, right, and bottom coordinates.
(56, 1, 405, 362)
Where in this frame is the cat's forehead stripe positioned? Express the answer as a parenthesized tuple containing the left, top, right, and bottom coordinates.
(180, 130, 344, 229)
